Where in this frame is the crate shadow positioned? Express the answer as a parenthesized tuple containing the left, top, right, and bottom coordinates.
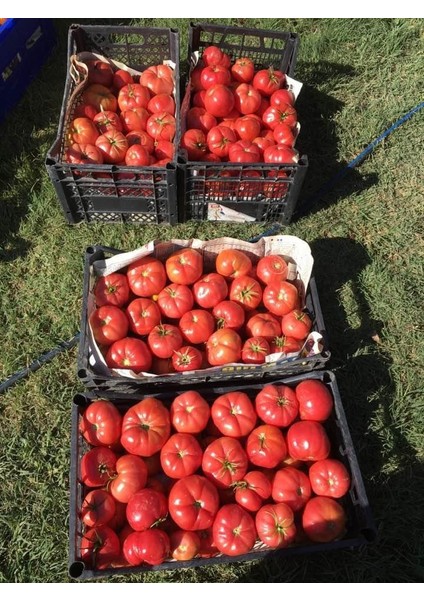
(236, 236, 423, 582)
(292, 61, 378, 220)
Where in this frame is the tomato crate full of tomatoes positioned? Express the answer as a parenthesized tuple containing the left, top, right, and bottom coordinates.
(178, 22, 308, 225)
(68, 370, 376, 580)
(46, 24, 180, 225)
(77, 236, 330, 396)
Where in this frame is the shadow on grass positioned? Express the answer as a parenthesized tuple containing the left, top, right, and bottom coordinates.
(237, 237, 423, 582)
(292, 61, 378, 221)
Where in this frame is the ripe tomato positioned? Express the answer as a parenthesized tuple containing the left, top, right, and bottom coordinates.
(234, 115, 261, 143)
(181, 128, 208, 161)
(126, 256, 167, 297)
(93, 110, 123, 134)
(255, 503, 297, 549)
(105, 337, 152, 373)
(146, 111, 176, 141)
(160, 432, 203, 479)
(272, 466, 312, 512)
(264, 144, 299, 164)
(256, 255, 289, 285)
(213, 300, 245, 330)
(269, 335, 303, 355)
(202, 45, 230, 68)
(201, 64, 231, 89)
(179, 309, 215, 345)
(69, 117, 99, 146)
(126, 129, 155, 153)
(241, 336, 270, 364)
(192, 272, 228, 309)
(113, 68, 134, 91)
(206, 125, 237, 158)
(118, 83, 150, 111)
(140, 64, 174, 95)
(246, 313, 281, 339)
(204, 84, 235, 118)
(246, 424, 287, 469)
(82, 84, 118, 113)
(233, 84, 262, 115)
(170, 390, 211, 434)
(229, 275, 263, 310)
(154, 139, 175, 161)
(262, 104, 297, 130)
(231, 57, 255, 83)
(197, 528, 218, 558)
(286, 420, 331, 462)
(281, 310, 312, 340)
(253, 67, 285, 96)
(187, 107, 217, 133)
(79, 399, 122, 447)
(273, 123, 296, 146)
(80, 525, 120, 570)
(89, 305, 129, 346)
(172, 345, 203, 372)
(121, 397, 171, 457)
(95, 129, 128, 164)
(126, 488, 168, 531)
(148, 323, 183, 359)
(125, 297, 161, 336)
(93, 273, 130, 308)
(124, 143, 150, 166)
(308, 458, 351, 498)
(156, 283, 194, 320)
(255, 384, 299, 428)
(166, 248, 203, 285)
(215, 248, 252, 279)
(262, 281, 299, 316)
(108, 454, 148, 504)
(270, 88, 295, 107)
(212, 504, 256, 556)
(202, 437, 248, 489)
(147, 93, 175, 115)
(295, 379, 334, 422)
(64, 143, 103, 166)
(302, 496, 347, 543)
(211, 391, 257, 438)
(81, 489, 116, 528)
(234, 470, 272, 512)
(168, 474, 220, 531)
(80, 446, 117, 488)
(73, 103, 98, 120)
(170, 530, 200, 561)
(228, 140, 261, 163)
(123, 529, 170, 566)
(206, 327, 242, 366)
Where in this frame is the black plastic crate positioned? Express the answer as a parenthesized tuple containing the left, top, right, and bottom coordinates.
(46, 24, 180, 225)
(77, 244, 330, 396)
(68, 370, 376, 580)
(178, 22, 308, 225)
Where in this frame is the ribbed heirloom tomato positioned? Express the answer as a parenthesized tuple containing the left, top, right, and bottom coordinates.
(272, 466, 312, 512)
(308, 458, 351, 498)
(215, 248, 252, 278)
(126, 298, 161, 336)
(80, 399, 122, 447)
(255, 383, 299, 428)
(105, 337, 152, 373)
(126, 256, 167, 297)
(211, 391, 257, 438)
(286, 420, 331, 462)
(81, 489, 116, 528)
(108, 455, 148, 504)
(302, 496, 347, 543)
(172, 346, 203, 372)
(89, 305, 129, 346)
(170, 390, 211, 434)
(120, 397, 171, 457)
(212, 300, 245, 331)
(126, 488, 168, 531)
(206, 328, 242, 366)
(160, 433, 203, 479)
(202, 436, 248, 488)
(230, 275, 263, 310)
(281, 310, 312, 341)
(256, 255, 289, 285)
(166, 248, 203, 285)
(81, 525, 120, 570)
(123, 529, 170, 566)
(180, 309, 215, 345)
(168, 474, 220, 531)
(234, 470, 272, 512)
(192, 273, 228, 308)
(212, 504, 256, 556)
(80, 446, 117, 488)
(148, 323, 183, 359)
(246, 424, 287, 469)
(295, 379, 334, 422)
(255, 503, 297, 549)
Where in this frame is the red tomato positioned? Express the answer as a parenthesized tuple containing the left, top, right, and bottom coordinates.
(170, 530, 200, 561)
(270, 88, 295, 107)
(206, 328, 242, 366)
(253, 68, 286, 96)
(123, 529, 170, 566)
(82, 84, 118, 113)
(264, 144, 299, 164)
(147, 324, 182, 359)
(286, 420, 331, 462)
(192, 88, 206, 107)
(166, 248, 203, 285)
(269, 335, 303, 355)
(146, 111, 176, 141)
(179, 309, 215, 345)
(125, 297, 161, 336)
(192, 273, 228, 309)
(197, 528, 219, 558)
(206, 125, 237, 158)
(201, 64, 231, 89)
(241, 336, 270, 364)
(81, 490, 116, 528)
(229, 275, 263, 310)
(255, 384, 299, 428)
(202, 437, 248, 489)
(118, 83, 150, 112)
(93, 110, 123, 134)
(80, 446, 118, 488)
(80, 525, 120, 570)
(233, 83, 262, 115)
(215, 249, 252, 279)
(154, 139, 175, 161)
(93, 273, 130, 308)
(170, 390, 211, 434)
(246, 424, 287, 469)
(125, 129, 155, 153)
(160, 433, 203, 479)
(262, 281, 299, 316)
(126, 256, 167, 297)
(113, 68, 134, 91)
(204, 84, 235, 118)
(295, 379, 334, 422)
(140, 64, 174, 95)
(234, 470, 272, 512)
(234, 115, 262, 141)
(262, 104, 297, 130)
(121, 397, 171, 457)
(157, 283, 194, 319)
(95, 129, 128, 164)
(147, 93, 175, 115)
(212, 504, 256, 556)
(228, 140, 261, 163)
(79, 399, 122, 447)
(231, 57, 255, 83)
(73, 103, 98, 120)
(181, 128, 208, 161)
(168, 474, 220, 531)
(272, 466, 312, 512)
(126, 487, 168, 531)
(273, 122, 296, 146)
(213, 300, 245, 330)
(256, 255, 289, 285)
(109, 454, 148, 504)
(64, 143, 103, 166)
(69, 117, 99, 146)
(255, 503, 297, 549)
(246, 313, 281, 339)
(308, 459, 351, 498)
(124, 144, 150, 166)
(187, 107, 217, 133)
(89, 305, 129, 346)
(202, 46, 230, 68)
(211, 391, 257, 438)
(172, 345, 203, 372)
(105, 337, 152, 373)
(302, 497, 347, 543)
(281, 310, 312, 340)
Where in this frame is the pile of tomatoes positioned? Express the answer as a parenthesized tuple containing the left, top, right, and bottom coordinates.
(64, 59, 176, 168)
(181, 44, 299, 165)
(78, 378, 351, 570)
(89, 245, 314, 376)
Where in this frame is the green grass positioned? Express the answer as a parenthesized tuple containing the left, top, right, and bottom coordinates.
(0, 17, 423, 583)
